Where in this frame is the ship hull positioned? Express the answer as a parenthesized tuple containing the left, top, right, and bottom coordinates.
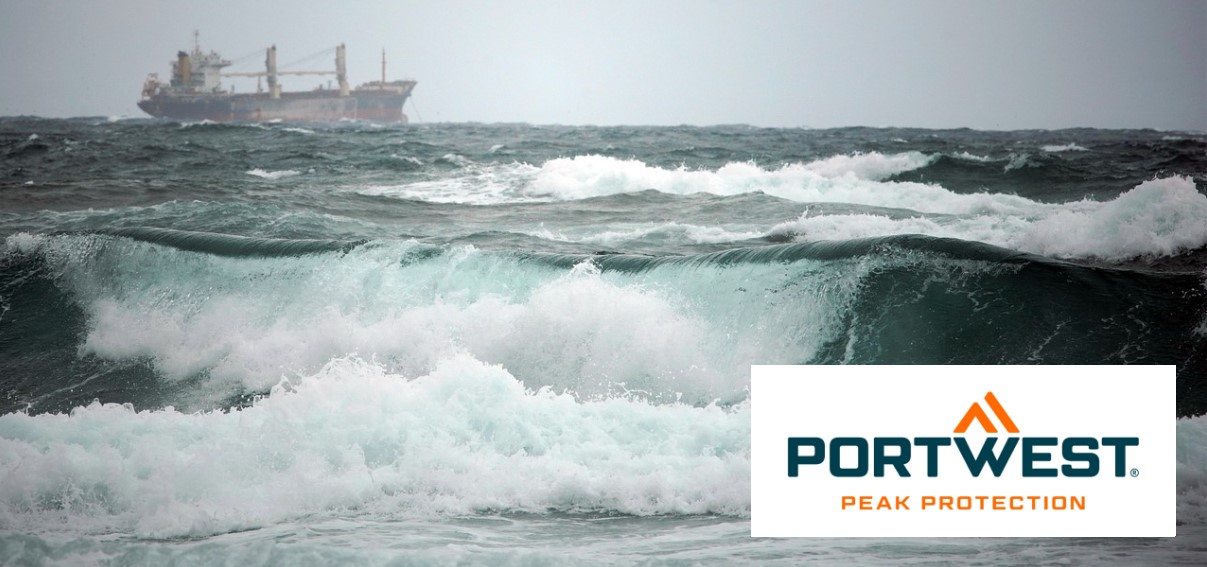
(138, 89, 410, 123)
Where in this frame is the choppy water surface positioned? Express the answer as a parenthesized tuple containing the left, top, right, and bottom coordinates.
(2, 118, 1206, 564)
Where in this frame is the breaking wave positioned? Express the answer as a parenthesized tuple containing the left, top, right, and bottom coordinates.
(0, 356, 749, 537)
(4, 230, 1204, 416)
(770, 176, 1207, 261)
(0, 356, 1204, 540)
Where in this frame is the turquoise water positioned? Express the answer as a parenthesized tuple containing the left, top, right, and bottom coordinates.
(1, 118, 1205, 564)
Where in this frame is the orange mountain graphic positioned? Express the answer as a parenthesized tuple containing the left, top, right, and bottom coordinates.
(954, 391, 1019, 434)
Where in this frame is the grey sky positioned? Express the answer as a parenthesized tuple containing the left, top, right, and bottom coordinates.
(1, 0, 1203, 130)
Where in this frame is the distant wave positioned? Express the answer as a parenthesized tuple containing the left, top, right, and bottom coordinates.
(526, 222, 764, 248)
(524, 152, 939, 202)
(1042, 143, 1089, 152)
(7, 228, 365, 259)
(246, 168, 301, 180)
(102, 227, 366, 257)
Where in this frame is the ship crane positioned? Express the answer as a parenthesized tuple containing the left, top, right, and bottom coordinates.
(223, 45, 349, 98)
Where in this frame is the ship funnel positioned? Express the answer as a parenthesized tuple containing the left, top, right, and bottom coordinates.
(177, 51, 192, 90)
(336, 44, 349, 97)
(266, 45, 280, 99)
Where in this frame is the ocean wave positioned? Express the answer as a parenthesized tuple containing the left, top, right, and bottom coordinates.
(5, 230, 1203, 417)
(1042, 143, 1089, 152)
(0, 355, 750, 537)
(796, 151, 936, 179)
(246, 168, 301, 180)
(1, 359, 1204, 538)
(949, 151, 998, 163)
(771, 176, 1207, 261)
(98, 228, 365, 257)
(522, 154, 1037, 214)
(1016, 176, 1207, 259)
(356, 152, 959, 208)
(10, 229, 365, 259)
(1003, 152, 1037, 172)
(4, 236, 763, 406)
(437, 153, 473, 167)
(527, 222, 764, 248)
(353, 163, 536, 205)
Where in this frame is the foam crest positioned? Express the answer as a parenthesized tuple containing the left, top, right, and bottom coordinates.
(774, 176, 1207, 260)
(1016, 176, 1207, 259)
(246, 169, 301, 180)
(358, 162, 541, 205)
(1042, 143, 1089, 152)
(528, 222, 764, 248)
(0, 356, 750, 537)
(524, 155, 1036, 214)
(950, 151, 997, 163)
(1003, 153, 1035, 172)
(798, 151, 935, 179)
(355, 152, 1037, 214)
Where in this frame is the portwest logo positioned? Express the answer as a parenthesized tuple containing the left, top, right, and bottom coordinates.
(787, 391, 1138, 480)
(955, 391, 1016, 433)
(751, 366, 1175, 537)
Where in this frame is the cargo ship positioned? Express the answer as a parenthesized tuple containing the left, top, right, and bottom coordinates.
(138, 33, 417, 123)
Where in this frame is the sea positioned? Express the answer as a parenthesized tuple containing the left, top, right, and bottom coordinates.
(1, 116, 1206, 565)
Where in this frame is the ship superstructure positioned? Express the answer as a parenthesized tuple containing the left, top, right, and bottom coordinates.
(138, 32, 416, 122)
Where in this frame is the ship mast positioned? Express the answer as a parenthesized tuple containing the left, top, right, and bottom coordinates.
(336, 44, 349, 96)
(381, 50, 386, 89)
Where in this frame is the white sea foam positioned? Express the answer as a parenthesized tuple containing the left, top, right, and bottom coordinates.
(772, 214, 970, 243)
(529, 223, 764, 247)
(772, 176, 1207, 261)
(1003, 153, 1034, 172)
(0, 370, 1203, 539)
(178, 120, 217, 128)
(245, 169, 301, 180)
(1042, 143, 1089, 152)
(281, 127, 315, 135)
(799, 151, 935, 179)
(438, 153, 473, 167)
(74, 255, 735, 403)
(522, 154, 1036, 215)
(951, 151, 997, 163)
(1016, 176, 1207, 259)
(359, 162, 542, 205)
(357, 152, 960, 208)
(0, 355, 750, 537)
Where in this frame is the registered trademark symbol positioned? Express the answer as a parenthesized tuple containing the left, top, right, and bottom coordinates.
(1130, 468, 1139, 478)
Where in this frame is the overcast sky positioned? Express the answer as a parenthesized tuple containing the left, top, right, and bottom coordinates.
(0, 0, 1203, 130)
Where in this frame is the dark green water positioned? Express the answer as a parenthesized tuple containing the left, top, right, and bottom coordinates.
(1, 118, 1205, 564)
